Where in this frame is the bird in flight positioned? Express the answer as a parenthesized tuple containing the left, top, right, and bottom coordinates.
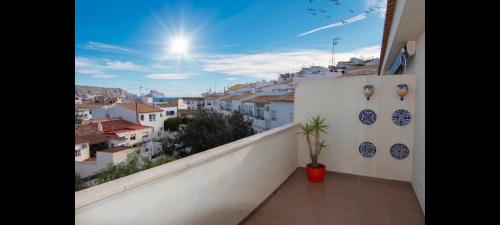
(307, 8, 316, 11)
(308, 0, 315, 3)
(350, 9, 354, 13)
(325, 15, 331, 19)
(364, 10, 371, 14)
(311, 12, 317, 16)
(319, 9, 327, 13)
(341, 20, 348, 24)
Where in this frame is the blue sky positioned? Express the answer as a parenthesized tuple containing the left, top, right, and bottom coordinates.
(76, 0, 386, 96)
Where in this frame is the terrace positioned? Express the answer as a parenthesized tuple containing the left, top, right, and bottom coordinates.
(75, 0, 425, 224)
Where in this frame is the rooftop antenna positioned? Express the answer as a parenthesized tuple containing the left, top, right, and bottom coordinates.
(331, 38, 341, 67)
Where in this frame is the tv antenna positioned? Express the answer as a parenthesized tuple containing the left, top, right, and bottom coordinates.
(331, 38, 341, 67)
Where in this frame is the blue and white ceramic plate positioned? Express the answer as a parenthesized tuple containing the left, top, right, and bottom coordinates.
(359, 142, 376, 158)
(359, 109, 377, 125)
(392, 109, 411, 126)
(390, 143, 409, 160)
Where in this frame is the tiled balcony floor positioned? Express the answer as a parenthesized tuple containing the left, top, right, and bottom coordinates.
(243, 169, 424, 225)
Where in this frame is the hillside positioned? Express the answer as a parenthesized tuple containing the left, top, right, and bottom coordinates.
(75, 85, 137, 99)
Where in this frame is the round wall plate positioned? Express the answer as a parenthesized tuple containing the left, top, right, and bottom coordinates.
(359, 142, 376, 158)
(359, 109, 377, 125)
(392, 109, 412, 126)
(390, 143, 409, 160)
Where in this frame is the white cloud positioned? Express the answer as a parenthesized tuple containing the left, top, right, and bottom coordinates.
(104, 59, 146, 71)
(75, 57, 147, 78)
(82, 41, 136, 54)
(200, 46, 381, 80)
(225, 77, 238, 81)
(298, 14, 367, 37)
(145, 73, 190, 80)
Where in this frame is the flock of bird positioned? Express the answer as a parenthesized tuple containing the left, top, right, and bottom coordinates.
(306, 0, 384, 22)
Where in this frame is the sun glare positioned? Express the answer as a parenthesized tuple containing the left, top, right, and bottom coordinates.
(170, 36, 189, 55)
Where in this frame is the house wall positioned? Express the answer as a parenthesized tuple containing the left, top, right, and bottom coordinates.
(295, 75, 416, 181)
(269, 102, 294, 129)
(405, 31, 425, 212)
(92, 105, 137, 123)
(75, 161, 106, 179)
(138, 112, 164, 138)
(75, 123, 300, 225)
(75, 143, 90, 162)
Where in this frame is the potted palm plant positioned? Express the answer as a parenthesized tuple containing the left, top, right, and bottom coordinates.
(299, 115, 329, 182)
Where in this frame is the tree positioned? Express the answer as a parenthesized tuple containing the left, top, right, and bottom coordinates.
(227, 110, 255, 140)
(177, 110, 255, 154)
(164, 117, 182, 132)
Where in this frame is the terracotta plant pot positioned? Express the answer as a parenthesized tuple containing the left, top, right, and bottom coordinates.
(306, 163, 326, 183)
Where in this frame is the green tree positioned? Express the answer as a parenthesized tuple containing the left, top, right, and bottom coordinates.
(164, 117, 182, 132)
(177, 110, 255, 154)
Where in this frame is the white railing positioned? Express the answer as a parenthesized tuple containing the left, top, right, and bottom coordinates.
(76, 122, 300, 225)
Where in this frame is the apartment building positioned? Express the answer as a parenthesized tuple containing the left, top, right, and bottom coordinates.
(177, 97, 204, 110)
(242, 93, 294, 132)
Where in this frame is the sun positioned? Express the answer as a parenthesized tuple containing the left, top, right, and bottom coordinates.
(169, 36, 189, 55)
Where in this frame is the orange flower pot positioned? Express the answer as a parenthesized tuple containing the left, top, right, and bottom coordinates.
(306, 163, 326, 183)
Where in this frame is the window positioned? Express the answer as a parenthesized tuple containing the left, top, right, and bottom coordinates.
(140, 115, 144, 121)
(271, 110, 277, 121)
(158, 132, 161, 137)
(75, 149, 81, 157)
(169, 110, 175, 115)
(160, 113, 163, 117)
(255, 105, 265, 120)
(207, 102, 212, 105)
(130, 134, 136, 140)
(105, 113, 110, 119)
(149, 114, 156, 122)
(111, 144, 114, 147)
(143, 134, 148, 138)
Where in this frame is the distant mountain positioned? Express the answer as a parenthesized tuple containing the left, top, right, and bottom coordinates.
(75, 85, 137, 99)
(146, 90, 165, 97)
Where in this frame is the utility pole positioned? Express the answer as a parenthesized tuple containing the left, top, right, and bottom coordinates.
(331, 38, 341, 67)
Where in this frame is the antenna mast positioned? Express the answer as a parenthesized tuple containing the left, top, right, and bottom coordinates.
(331, 38, 341, 67)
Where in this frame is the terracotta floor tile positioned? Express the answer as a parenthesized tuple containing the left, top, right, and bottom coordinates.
(243, 170, 423, 225)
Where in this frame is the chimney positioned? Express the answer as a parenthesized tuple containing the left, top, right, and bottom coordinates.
(97, 122, 103, 132)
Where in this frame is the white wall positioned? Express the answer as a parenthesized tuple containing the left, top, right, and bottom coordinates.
(75, 161, 105, 179)
(92, 105, 137, 123)
(138, 112, 164, 138)
(75, 123, 299, 225)
(269, 102, 294, 129)
(295, 75, 416, 181)
(75, 143, 90, 162)
(406, 32, 425, 212)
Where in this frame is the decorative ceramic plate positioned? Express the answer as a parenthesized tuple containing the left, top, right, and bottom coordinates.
(392, 109, 412, 126)
(390, 143, 409, 160)
(359, 142, 376, 158)
(359, 109, 377, 125)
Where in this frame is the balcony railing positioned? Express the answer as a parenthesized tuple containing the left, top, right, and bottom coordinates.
(76, 122, 300, 225)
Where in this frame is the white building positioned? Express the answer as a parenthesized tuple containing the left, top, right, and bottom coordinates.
(177, 97, 204, 110)
(242, 93, 294, 132)
(154, 100, 178, 119)
(75, 104, 93, 121)
(75, 119, 162, 178)
(91, 102, 165, 139)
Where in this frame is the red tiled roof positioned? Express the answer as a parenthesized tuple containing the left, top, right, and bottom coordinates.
(245, 93, 294, 104)
(228, 84, 247, 90)
(117, 102, 163, 113)
(75, 124, 108, 145)
(98, 146, 132, 153)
